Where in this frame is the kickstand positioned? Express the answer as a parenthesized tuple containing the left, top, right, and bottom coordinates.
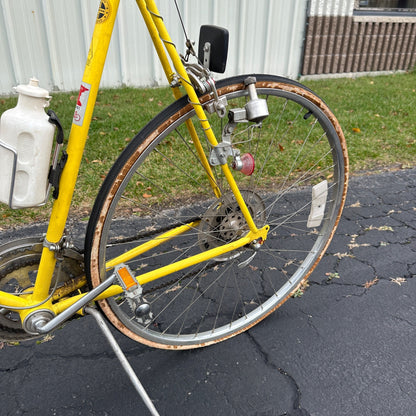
(85, 307, 160, 416)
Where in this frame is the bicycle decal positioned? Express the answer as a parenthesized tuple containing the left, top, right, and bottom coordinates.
(73, 82, 91, 126)
(96, 0, 111, 24)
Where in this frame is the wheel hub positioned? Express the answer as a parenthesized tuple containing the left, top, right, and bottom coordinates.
(218, 211, 245, 241)
(198, 190, 266, 260)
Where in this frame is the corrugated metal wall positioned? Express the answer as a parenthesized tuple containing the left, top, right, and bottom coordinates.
(308, 0, 354, 16)
(0, 0, 308, 95)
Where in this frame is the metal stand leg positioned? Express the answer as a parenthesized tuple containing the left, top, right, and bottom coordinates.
(85, 307, 160, 416)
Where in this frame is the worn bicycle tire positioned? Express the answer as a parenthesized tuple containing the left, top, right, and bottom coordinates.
(85, 74, 349, 350)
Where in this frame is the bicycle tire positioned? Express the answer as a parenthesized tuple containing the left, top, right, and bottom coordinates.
(85, 74, 348, 350)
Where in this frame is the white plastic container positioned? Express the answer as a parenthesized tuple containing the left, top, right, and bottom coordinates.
(0, 78, 55, 208)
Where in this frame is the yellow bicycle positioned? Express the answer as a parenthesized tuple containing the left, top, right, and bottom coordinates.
(0, 0, 348, 353)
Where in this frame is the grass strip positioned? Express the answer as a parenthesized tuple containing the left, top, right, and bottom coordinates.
(0, 71, 415, 227)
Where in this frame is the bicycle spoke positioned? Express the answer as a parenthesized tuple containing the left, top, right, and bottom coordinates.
(86, 76, 347, 348)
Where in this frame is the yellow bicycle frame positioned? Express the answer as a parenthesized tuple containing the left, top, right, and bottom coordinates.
(0, 0, 268, 324)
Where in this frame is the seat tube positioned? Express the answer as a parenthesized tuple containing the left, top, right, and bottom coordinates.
(32, 0, 121, 301)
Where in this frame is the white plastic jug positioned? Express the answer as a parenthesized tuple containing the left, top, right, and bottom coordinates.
(0, 78, 55, 208)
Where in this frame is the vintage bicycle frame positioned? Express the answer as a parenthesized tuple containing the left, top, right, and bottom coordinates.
(0, 0, 269, 325)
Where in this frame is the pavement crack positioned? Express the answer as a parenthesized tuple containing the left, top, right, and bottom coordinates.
(0, 355, 33, 373)
(307, 280, 368, 300)
(245, 331, 311, 416)
(391, 314, 416, 328)
(298, 308, 320, 337)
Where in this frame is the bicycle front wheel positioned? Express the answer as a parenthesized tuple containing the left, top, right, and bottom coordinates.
(85, 74, 348, 349)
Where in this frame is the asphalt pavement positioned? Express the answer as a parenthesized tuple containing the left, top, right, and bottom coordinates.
(1, 167, 416, 416)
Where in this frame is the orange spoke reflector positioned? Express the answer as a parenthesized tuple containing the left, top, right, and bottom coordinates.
(116, 265, 137, 290)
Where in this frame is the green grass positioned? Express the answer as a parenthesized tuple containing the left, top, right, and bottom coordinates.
(303, 72, 416, 171)
(0, 71, 415, 227)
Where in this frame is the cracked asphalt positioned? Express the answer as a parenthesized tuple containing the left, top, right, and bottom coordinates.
(1, 167, 416, 415)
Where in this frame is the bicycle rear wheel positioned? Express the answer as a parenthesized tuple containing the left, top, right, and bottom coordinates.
(85, 74, 348, 349)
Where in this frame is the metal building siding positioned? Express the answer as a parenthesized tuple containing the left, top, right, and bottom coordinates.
(308, 0, 354, 16)
(0, 4, 15, 93)
(0, 0, 307, 95)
